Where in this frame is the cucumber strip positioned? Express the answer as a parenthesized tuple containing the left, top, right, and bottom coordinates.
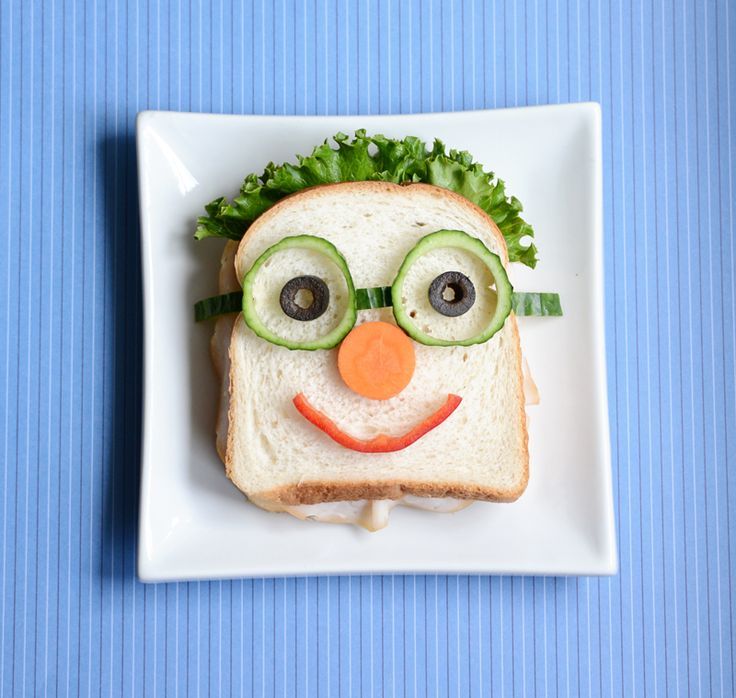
(356, 286, 393, 310)
(195, 289, 563, 322)
(195, 282, 395, 322)
(194, 291, 243, 321)
(511, 292, 563, 316)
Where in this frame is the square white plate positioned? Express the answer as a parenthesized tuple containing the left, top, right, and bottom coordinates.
(136, 104, 616, 582)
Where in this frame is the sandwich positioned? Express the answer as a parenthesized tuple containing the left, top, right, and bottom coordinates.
(195, 132, 561, 530)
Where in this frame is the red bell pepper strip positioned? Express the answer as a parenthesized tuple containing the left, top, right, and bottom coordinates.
(292, 393, 462, 453)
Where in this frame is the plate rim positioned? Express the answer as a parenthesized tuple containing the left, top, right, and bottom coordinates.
(136, 103, 617, 582)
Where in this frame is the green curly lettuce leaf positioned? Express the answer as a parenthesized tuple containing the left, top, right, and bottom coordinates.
(196, 130, 538, 268)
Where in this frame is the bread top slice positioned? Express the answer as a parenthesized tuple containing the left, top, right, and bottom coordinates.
(225, 181, 528, 506)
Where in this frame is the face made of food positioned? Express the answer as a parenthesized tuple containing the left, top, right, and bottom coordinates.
(228, 184, 522, 491)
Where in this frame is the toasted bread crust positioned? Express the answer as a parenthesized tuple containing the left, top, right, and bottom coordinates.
(507, 313, 530, 494)
(234, 181, 510, 283)
(252, 476, 527, 508)
(221, 181, 529, 506)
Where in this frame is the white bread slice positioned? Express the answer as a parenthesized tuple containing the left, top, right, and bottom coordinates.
(221, 182, 528, 508)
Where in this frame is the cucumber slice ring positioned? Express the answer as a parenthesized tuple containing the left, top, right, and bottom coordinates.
(391, 229, 513, 347)
(241, 235, 357, 350)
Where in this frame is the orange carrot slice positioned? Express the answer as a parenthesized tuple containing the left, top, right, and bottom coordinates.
(293, 393, 462, 453)
(337, 321, 416, 400)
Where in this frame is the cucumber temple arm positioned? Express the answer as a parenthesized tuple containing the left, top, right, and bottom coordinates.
(194, 289, 562, 322)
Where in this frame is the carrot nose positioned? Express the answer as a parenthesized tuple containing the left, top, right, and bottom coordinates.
(337, 321, 416, 400)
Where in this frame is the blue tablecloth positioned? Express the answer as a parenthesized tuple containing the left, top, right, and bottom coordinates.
(1, 1, 734, 695)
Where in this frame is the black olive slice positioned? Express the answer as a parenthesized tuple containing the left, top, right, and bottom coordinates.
(279, 275, 330, 321)
(428, 271, 476, 317)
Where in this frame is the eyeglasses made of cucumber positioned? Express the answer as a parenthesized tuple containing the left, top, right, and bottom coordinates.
(194, 229, 562, 350)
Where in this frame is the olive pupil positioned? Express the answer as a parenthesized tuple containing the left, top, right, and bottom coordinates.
(280, 275, 330, 321)
(428, 271, 476, 317)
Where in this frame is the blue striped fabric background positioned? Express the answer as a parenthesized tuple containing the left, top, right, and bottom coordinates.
(0, 0, 734, 695)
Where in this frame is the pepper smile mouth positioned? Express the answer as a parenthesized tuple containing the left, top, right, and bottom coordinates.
(292, 393, 462, 453)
